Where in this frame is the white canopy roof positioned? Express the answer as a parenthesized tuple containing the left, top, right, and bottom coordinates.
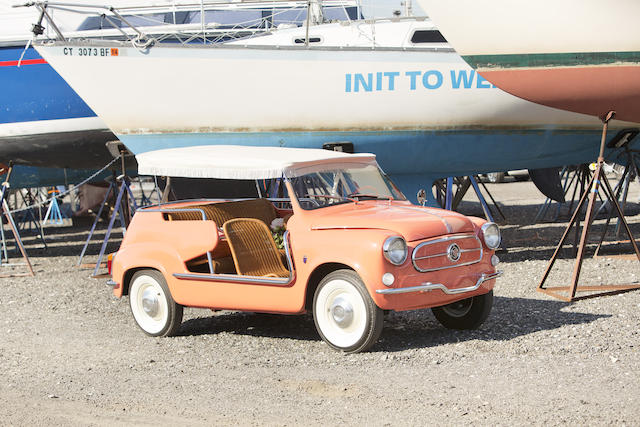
(135, 145, 378, 179)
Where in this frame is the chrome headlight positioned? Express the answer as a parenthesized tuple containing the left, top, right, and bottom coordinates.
(481, 222, 501, 250)
(383, 236, 408, 265)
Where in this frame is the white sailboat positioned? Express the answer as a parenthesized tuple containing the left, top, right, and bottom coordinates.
(28, 1, 633, 198)
(0, 0, 360, 185)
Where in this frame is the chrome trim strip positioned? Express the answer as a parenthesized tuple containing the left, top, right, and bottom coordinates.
(206, 251, 214, 274)
(174, 231, 295, 286)
(106, 279, 117, 287)
(375, 271, 502, 295)
(174, 272, 290, 285)
(414, 233, 477, 245)
(311, 226, 379, 230)
(413, 247, 481, 261)
(411, 234, 482, 273)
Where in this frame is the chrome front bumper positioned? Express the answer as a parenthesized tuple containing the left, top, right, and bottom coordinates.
(375, 271, 502, 295)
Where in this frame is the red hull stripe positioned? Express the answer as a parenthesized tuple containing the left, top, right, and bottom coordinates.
(0, 58, 48, 67)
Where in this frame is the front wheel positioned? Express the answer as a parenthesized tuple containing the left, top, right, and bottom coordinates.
(431, 290, 493, 330)
(313, 270, 383, 353)
(129, 269, 183, 337)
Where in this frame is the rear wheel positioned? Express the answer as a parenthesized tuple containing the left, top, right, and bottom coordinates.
(129, 269, 183, 337)
(431, 290, 493, 330)
(313, 270, 383, 353)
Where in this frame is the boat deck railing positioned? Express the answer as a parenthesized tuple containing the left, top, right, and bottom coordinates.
(15, 0, 373, 47)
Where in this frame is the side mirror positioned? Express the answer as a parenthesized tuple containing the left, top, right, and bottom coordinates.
(416, 189, 427, 206)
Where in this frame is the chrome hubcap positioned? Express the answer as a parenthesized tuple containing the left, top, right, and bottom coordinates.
(141, 287, 159, 317)
(330, 296, 354, 328)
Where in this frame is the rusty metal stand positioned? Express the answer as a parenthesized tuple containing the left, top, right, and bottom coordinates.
(0, 163, 35, 278)
(537, 112, 640, 301)
(592, 145, 640, 259)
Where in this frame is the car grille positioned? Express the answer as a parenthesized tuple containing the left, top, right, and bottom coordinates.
(411, 233, 482, 272)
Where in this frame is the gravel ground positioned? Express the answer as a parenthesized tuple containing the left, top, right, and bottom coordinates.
(0, 179, 639, 426)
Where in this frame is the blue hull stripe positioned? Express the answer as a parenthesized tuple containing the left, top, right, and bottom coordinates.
(0, 46, 96, 124)
(119, 129, 616, 176)
(118, 129, 629, 199)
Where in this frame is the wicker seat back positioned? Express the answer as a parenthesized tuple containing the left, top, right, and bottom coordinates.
(167, 199, 277, 227)
(223, 218, 289, 278)
(166, 209, 207, 221)
(215, 199, 277, 226)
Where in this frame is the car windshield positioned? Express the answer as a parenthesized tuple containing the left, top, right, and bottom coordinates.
(288, 164, 406, 210)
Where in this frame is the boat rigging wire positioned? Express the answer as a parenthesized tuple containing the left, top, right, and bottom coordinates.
(6, 156, 121, 215)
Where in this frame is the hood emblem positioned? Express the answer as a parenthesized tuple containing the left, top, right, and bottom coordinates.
(447, 243, 461, 262)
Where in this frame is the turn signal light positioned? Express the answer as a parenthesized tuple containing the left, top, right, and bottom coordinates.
(107, 253, 115, 276)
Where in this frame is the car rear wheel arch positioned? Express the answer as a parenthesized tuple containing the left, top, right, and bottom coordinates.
(122, 266, 159, 296)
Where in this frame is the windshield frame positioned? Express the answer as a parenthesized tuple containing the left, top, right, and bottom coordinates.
(284, 163, 406, 210)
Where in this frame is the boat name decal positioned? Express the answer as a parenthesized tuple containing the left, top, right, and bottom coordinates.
(345, 70, 496, 92)
(63, 47, 119, 57)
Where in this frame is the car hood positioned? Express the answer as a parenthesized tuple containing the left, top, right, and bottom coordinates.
(309, 202, 476, 241)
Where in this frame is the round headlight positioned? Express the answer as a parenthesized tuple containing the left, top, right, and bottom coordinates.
(383, 236, 408, 265)
(481, 222, 501, 250)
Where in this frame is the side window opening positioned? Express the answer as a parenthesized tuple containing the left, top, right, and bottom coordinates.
(411, 30, 447, 44)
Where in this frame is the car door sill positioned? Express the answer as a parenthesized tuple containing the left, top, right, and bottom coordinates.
(173, 272, 293, 286)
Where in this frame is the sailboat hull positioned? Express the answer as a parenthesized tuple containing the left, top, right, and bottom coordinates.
(416, 0, 640, 123)
(34, 38, 633, 196)
(476, 64, 640, 122)
(0, 45, 116, 169)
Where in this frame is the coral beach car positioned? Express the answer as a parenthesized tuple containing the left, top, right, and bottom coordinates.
(108, 145, 502, 353)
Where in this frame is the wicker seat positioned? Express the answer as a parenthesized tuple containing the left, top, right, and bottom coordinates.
(215, 199, 277, 226)
(167, 199, 277, 227)
(223, 218, 289, 278)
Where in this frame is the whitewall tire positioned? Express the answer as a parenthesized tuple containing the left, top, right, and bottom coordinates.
(313, 269, 383, 353)
(129, 269, 183, 337)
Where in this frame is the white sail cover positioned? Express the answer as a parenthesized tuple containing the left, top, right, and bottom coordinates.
(135, 145, 377, 179)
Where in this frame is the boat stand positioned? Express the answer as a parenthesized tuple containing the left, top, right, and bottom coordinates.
(77, 180, 115, 268)
(136, 176, 162, 206)
(14, 188, 48, 249)
(0, 164, 35, 277)
(92, 175, 137, 278)
(77, 173, 137, 278)
(593, 144, 640, 259)
(43, 188, 66, 226)
(436, 175, 505, 222)
(537, 112, 640, 301)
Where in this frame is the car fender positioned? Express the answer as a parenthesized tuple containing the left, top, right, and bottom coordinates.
(293, 227, 394, 302)
(111, 243, 187, 298)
